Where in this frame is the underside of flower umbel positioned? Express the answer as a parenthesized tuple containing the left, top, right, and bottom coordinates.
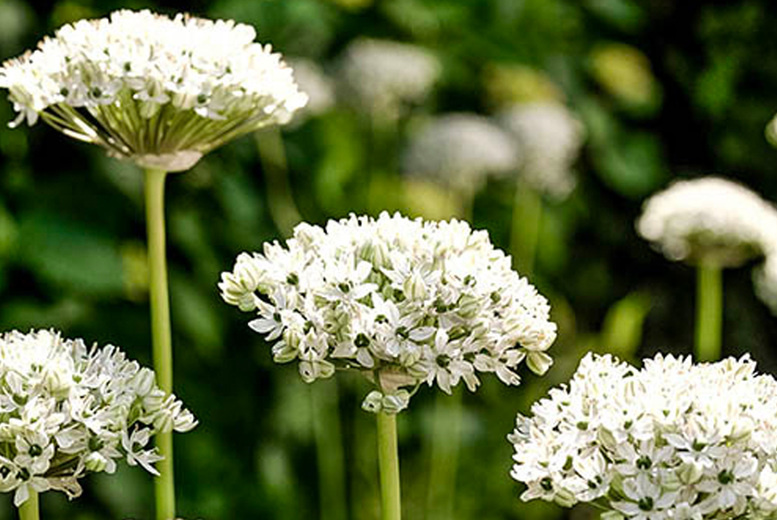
(220, 212, 557, 413)
(0, 9, 308, 171)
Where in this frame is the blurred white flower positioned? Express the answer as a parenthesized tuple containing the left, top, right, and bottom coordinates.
(0, 329, 196, 506)
(0, 9, 307, 171)
(637, 177, 777, 268)
(287, 58, 335, 123)
(338, 38, 440, 120)
(402, 113, 521, 191)
(220, 212, 556, 412)
(509, 352, 777, 518)
(498, 101, 585, 199)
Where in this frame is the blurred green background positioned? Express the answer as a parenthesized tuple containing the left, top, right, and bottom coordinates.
(2, 0, 777, 518)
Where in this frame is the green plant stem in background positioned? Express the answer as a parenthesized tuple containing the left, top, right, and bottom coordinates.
(145, 167, 176, 520)
(425, 388, 463, 520)
(256, 129, 302, 236)
(695, 260, 723, 362)
(377, 412, 401, 520)
(18, 490, 39, 520)
(511, 182, 543, 276)
(310, 380, 348, 520)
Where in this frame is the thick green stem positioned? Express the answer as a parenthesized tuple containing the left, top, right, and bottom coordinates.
(310, 380, 348, 520)
(695, 261, 723, 362)
(256, 129, 302, 236)
(511, 181, 542, 276)
(426, 388, 463, 520)
(18, 490, 39, 520)
(144, 167, 176, 520)
(376, 413, 401, 520)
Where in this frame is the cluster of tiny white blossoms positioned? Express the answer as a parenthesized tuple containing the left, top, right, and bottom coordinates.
(0, 329, 196, 506)
(338, 38, 441, 120)
(219, 212, 556, 414)
(637, 177, 777, 268)
(0, 9, 307, 171)
(509, 352, 777, 520)
(498, 101, 585, 199)
(402, 113, 521, 191)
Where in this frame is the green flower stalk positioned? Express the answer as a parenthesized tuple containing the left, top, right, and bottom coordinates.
(0, 10, 307, 520)
(0, 329, 196, 520)
(637, 177, 777, 361)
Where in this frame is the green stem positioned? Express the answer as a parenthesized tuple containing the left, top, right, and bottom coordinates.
(256, 129, 302, 236)
(695, 260, 723, 362)
(425, 388, 463, 520)
(18, 490, 39, 520)
(310, 380, 348, 520)
(144, 167, 176, 520)
(510, 181, 543, 276)
(376, 413, 401, 520)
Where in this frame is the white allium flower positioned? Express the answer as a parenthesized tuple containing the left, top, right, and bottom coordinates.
(402, 113, 521, 191)
(637, 177, 777, 268)
(220, 212, 556, 413)
(0, 329, 197, 506)
(338, 38, 440, 120)
(498, 102, 585, 199)
(287, 58, 335, 123)
(509, 352, 777, 519)
(0, 9, 308, 171)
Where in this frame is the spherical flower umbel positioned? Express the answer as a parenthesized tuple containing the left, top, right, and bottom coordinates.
(509, 352, 777, 519)
(0, 9, 308, 171)
(637, 177, 777, 268)
(338, 38, 441, 120)
(219, 212, 556, 413)
(402, 113, 521, 191)
(498, 101, 585, 199)
(0, 329, 197, 506)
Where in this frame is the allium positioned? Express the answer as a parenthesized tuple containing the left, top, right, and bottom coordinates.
(637, 177, 777, 267)
(219, 212, 556, 413)
(509, 352, 777, 519)
(499, 102, 585, 199)
(402, 113, 521, 191)
(0, 329, 196, 506)
(286, 58, 335, 123)
(338, 38, 440, 120)
(0, 9, 307, 171)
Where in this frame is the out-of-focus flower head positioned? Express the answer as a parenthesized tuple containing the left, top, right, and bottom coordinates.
(337, 38, 440, 121)
(286, 58, 335, 124)
(510, 352, 777, 518)
(483, 64, 564, 108)
(402, 113, 521, 191)
(219, 212, 556, 414)
(0, 329, 196, 506)
(590, 43, 661, 112)
(499, 101, 585, 199)
(637, 177, 777, 268)
(0, 9, 308, 171)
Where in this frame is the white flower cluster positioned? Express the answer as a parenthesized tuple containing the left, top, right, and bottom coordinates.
(402, 113, 521, 191)
(499, 102, 585, 199)
(0, 329, 196, 506)
(510, 353, 777, 520)
(0, 9, 307, 171)
(219, 212, 556, 414)
(338, 38, 440, 120)
(637, 177, 777, 268)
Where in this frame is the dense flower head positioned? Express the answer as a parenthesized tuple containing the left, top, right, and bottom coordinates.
(498, 101, 585, 199)
(402, 113, 521, 191)
(0, 329, 196, 506)
(219, 212, 556, 413)
(509, 352, 777, 519)
(0, 9, 307, 171)
(338, 38, 440, 120)
(637, 177, 777, 268)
